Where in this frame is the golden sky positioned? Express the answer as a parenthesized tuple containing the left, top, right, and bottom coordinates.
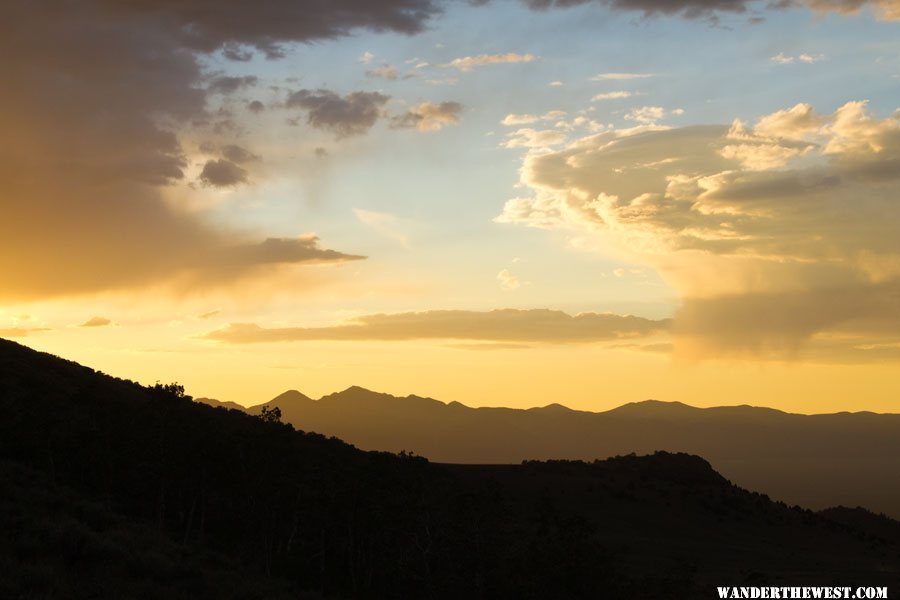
(2, 0, 900, 412)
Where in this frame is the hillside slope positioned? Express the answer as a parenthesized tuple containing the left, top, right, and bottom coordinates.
(2, 339, 899, 598)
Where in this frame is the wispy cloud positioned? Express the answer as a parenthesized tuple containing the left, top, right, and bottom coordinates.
(592, 91, 637, 101)
(771, 52, 825, 64)
(201, 309, 671, 344)
(440, 52, 537, 72)
(353, 209, 411, 248)
(591, 72, 654, 81)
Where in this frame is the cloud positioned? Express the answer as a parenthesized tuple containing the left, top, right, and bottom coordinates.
(502, 128, 568, 148)
(359, 51, 375, 64)
(390, 101, 464, 131)
(207, 75, 258, 94)
(591, 73, 654, 81)
(624, 106, 682, 124)
(285, 89, 390, 138)
(524, 0, 751, 21)
(220, 144, 260, 164)
(0, 327, 50, 339)
(81, 316, 112, 327)
(495, 100, 900, 360)
(771, 52, 825, 64)
(497, 269, 521, 290)
(501, 111, 568, 126)
(548, 80, 564, 87)
(0, 0, 431, 300)
(502, 114, 540, 125)
(199, 159, 249, 187)
(353, 209, 410, 247)
(96, 1, 442, 54)
(201, 308, 671, 344)
(521, 0, 900, 22)
(593, 91, 636, 101)
(440, 53, 537, 72)
(806, 0, 900, 21)
(366, 64, 400, 80)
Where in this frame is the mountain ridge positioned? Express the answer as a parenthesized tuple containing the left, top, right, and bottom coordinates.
(198, 385, 900, 517)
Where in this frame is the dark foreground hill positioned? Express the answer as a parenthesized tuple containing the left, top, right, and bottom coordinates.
(220, 386, 900, 517)
(2, 339, 899, 598)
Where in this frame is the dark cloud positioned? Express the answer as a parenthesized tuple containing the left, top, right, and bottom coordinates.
(519, 0, 900, 21)
(286, 89, 390, 138)
(247, 100, 266, 114)
(0, 0, 406, 300)
(224, 237, 365, 267)
(222, 43, 253, 62)
(221, 144, 260, 164)
(199, 159, 249, 187)
(522, 0, 752, 19)
(201, 309, 670, 343)
(81, 316, 112, 327)
(93, 0, 442, 53)
(208, 75, 258, 94)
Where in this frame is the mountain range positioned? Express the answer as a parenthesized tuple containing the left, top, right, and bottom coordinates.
(198, 387, 900, 518)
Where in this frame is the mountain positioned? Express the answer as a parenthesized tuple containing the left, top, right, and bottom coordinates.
(193, 396, 246, 411)
(2, 338, 899, 597)
(233, 386, 900, 518)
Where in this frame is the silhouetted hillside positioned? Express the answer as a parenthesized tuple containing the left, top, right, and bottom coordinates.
(226, 386, 900, 517)
(2, 338, 899, 598)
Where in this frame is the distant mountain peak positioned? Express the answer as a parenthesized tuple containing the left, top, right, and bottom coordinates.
(530, 402, 574, 413)
(270, 389, 313, 403)
(605, 399, 699, 415)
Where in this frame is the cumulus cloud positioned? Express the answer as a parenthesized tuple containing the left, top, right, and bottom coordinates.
(0, 0, 433, 300)
(285, 89, 390, 138)
(390, 101, 464, 131)
(201, 308, 671, 344)
(81, 316, 112, 327)
(439, 53, 537, 72)
(495, 100, 900, 360)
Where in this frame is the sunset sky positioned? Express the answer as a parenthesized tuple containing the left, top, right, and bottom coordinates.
(3, 0, 899, 412)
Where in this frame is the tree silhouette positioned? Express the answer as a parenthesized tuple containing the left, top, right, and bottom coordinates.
(259, 405, 282, 424)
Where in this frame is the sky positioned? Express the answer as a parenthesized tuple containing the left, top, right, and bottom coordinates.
(2, 0, 900, 412)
